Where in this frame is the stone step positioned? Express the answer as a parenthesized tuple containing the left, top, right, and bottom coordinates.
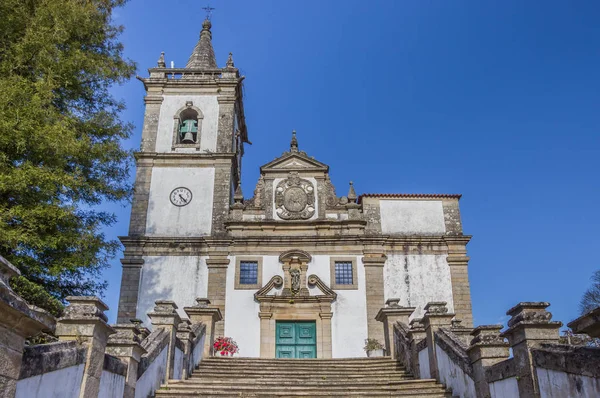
(201, 357, 393, 363)
(196, 363, 404, 371)
(177, 377, 419, 386)
(156, 392, 452, 398)
(200, 358, 396, 365)
(190, 371, 414, 379)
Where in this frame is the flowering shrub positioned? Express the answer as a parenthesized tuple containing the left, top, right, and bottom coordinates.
(213, 337, 239, 356)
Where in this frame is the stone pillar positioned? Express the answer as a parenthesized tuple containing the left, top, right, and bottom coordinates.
(422, 302, 455, 380)
(117, 257, 144, 323)
(184, 298, 223, 358)
(0, 256, 55, 398)
(408, 318, 427, 378)
(362, 250, 387, 343)
(444, 236, 474, 327)
(500, 302, 561, 398)
(56, 296, 116, 398)
(467, 325, 510, 398)
(206, 249, 229, 337)
(106, 324, 147, 398)
(176, 320, 195, 379)
(375, 298, 415, 358)
(147, 300, 181, 381)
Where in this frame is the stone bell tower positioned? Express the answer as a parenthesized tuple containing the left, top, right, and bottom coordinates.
(117, 18, 249, 323)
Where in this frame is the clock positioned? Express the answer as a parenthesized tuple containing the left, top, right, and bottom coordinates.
(170, 187, 192, 207)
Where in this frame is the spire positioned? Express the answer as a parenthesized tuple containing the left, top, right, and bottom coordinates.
(347, 181, 357, 203)
(186, 19, 217, 69)
(290, 130, 299, 153)
(226, 52, 235, 68)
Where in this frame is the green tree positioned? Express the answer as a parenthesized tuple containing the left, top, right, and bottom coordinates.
(580, 270, 600, 314)
(0, 0, 136, 313)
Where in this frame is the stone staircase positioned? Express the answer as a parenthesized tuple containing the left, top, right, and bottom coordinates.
(155, 357, 453, 397)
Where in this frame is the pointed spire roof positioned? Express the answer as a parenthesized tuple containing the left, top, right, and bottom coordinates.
(187, 19, 217, 69)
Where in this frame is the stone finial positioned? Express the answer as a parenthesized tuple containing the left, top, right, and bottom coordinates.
(232, 182, 244, 208)
(290, 130, 299, 152)
(61, 296, 110, 323)
(347, 181, 357, 202)
(130, 318, 150, 339)
(386, 298, 401, 308)
(469, 325, 507, 347)
(157, 51, 166, 68)
(409, 318, 425, 331)
(186, 18, 217, 69)
(226, 52, 235, 67)
(424, 301, 449, 315)
(195, 298, 211, 308)
(504, 302, 561, 330)
(153, 300, 178, 313)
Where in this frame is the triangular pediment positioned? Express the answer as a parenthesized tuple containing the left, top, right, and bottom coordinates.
(260, 152, 329, 173)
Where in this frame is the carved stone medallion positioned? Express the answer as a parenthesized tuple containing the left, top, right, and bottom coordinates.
(275, 173, 315, 220)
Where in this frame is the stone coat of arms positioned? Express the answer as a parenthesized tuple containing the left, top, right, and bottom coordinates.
(275, 173, 315, 220)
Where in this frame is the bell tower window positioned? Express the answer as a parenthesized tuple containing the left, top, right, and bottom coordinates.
(172, 101, 204, 150)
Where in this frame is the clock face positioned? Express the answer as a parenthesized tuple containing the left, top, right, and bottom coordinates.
(170, 187, 192, 207)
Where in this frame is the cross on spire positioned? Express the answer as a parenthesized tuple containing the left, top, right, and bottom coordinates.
(202, 4, 215, 20)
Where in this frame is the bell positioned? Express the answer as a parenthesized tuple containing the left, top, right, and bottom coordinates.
(181, 132, 195, 144)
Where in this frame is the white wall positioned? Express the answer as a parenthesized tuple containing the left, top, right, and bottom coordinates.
(137, 256, 208, 326)
(135, 345, 168, 398)
(173, 347, 184, 380)
(272, 177, 319, 221)
(537, 368, 600, 398)
(223, 254, 368, 358)
(16, 364, 84, 398)
(98, 370, 125, 398)
(419, 348, 431, 378)
(145, 167, 215, 237)
(380, 200, 446, 235)
(435, 345, 476, 398)
(384, 254, 454, 319)
(155, 95, 219, 153)
(490, 377, 519, 398)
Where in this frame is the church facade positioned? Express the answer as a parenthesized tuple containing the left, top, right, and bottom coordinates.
(117, 19, 474, 359)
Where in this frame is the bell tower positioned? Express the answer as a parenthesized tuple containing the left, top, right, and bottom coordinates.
(117, 18, 249, 323)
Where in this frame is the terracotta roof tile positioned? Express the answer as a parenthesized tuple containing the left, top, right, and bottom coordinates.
(358, 193, 462, 203)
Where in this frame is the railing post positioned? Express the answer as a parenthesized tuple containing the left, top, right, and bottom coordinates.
(55, 296, 115, 398)
(147, 300, 181, 381)
(184, 298, 223, 358)
(467, 325, 510, 398)
(500, 302, 561, 398)
(422, 302, 455, 380)
(375, 298, 415, 358)
(0, 256, 55, 398)
(176, 320, 195, 379)
(106, 323, 147, 398)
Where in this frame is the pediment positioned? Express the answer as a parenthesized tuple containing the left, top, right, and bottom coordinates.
(260, 152, 329, 173)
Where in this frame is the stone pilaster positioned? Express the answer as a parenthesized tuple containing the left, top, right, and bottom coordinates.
(184, 298, 223, 358)
(500, 302, 561, 398)
(375, 299, 415, 358)
(362, 250, 386, 343)
(147, 300, 181, 381)
(56, 296, 116, 398)
(0, 256, 55, 398)
(444, 236, 474, 327)
(176, 320, 195, 379)
(467, 325, 510, 398)
(211, 163, 233, 236)
(140, 93, 163, 152)
(205, 249, 230, 337)
(216, 95, 236, 153)
(117, 258, 144, 323)
(106, 323, 147, 398)
(127, 158, 153, 236)
(422, 302, 455, 380)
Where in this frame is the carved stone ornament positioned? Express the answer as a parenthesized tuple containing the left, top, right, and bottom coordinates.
(275, 172, 315, 220)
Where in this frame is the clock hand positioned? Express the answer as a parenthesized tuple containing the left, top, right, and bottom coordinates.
(178, 194, 188, 203)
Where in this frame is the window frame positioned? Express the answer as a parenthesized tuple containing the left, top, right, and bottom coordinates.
(330, 257, 358, 290)
(235, 257, 263, 290)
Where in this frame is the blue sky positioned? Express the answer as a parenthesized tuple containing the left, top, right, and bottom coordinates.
(103, 0, 600, 328)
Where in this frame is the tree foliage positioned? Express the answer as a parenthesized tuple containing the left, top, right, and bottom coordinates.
(580, 270, 600, 314)
(0, 0, 136, 311)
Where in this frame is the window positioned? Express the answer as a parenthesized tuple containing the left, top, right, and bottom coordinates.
(330, 257, 358, 290)
(239, 261, 258, 285)
(335, 261, 353, 285)
(235, 257, 263, 289)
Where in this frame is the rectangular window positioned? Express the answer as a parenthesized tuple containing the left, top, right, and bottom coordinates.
(335, 261, 354, 285)
(239, 261, 259, 285)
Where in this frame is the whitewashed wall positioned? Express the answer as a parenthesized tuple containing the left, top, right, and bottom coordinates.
(135, 346, 168, 398)
(224, 254, 368, 358)
(16, 365, 84, 398)
(98, 370, 125, 398)
(155, 95, 219, 153)
(419, 348, 430, 378)
(537, 368, 600, 398)
(173, 347, 184, 380)
(490, 377, 519, 398)
(145, 167, 214, 236)
(384, 254, 454, 319)
(435, 345, 476, 398)
(137, 256, 208, 326)
(192, 332, 206, 371)
(380, 200, 446, 234)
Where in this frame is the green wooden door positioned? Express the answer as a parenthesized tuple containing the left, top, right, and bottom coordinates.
(275, 321, 316, 358)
